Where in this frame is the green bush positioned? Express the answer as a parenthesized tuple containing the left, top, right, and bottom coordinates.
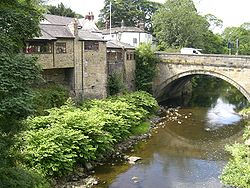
(118, 91, 159, 113)
(32, 83, 69, 115)
(220, 124, 250, 188)
(23, 92, 159, 177)
(23, 124, 95, 177)
(107, 72, 125, 96)
(135, 43, 159, 93)
(0, 167, 49, 188)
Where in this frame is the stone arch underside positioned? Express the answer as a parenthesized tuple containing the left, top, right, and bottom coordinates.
(154, 70, 250, 102)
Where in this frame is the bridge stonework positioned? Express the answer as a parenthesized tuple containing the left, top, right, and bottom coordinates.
(153, 53, 250, 102)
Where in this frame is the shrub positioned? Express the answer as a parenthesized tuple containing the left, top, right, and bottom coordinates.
(135, 43, 159, 93)
(32, 83, 69, 115)
(23, 91, 159, 177)
(23, 124, 95, 177)
(107, 72, 125, 96)
(220, 123, 250, 188)
(0, 167, 49, 188)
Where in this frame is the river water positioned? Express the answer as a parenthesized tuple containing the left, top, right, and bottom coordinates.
(94, 97, 246, 188)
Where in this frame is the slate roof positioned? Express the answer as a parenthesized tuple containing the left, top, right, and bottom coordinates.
(78, 30, 106, 41)
(107, 40, 135, 49)
(43, 14, 74, 25)
(102, 27, 146, 34)
(33, 28, 56, 40)
(41, 24, 74, 38)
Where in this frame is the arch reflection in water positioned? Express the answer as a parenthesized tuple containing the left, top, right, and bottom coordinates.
(206, 98, 241, 131)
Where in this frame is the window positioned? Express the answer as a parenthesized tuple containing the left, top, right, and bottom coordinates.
(127, 53, 129, 60)
(24, 42, 52, 54)
(127, 52, 134, 60)
(84, 41, 99, 51)
(130, 53, 134, 60)
(133, 38, 137, 44)
(56, 42, 66, 53)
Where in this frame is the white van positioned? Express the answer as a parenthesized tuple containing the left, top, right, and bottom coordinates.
(180, 48, 202, 55)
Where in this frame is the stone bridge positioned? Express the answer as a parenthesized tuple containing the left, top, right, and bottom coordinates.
(153, 52, 250, 102)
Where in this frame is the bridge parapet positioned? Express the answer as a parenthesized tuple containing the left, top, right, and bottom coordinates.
(156, 52, 250, 68)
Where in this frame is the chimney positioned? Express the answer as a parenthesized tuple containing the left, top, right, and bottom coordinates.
(73, 18, 78, 37)
(68, 18, 78, 37)
(85, 12, 95, 21)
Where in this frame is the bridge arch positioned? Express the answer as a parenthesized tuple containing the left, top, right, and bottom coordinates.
(154, 69, 250, 102)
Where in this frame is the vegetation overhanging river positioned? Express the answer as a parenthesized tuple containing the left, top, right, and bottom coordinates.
(93, 76, 249, 188)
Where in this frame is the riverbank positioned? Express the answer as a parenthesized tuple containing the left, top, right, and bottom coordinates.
(53, 106, 184, 188)
(53, 114, 165, 187)
(220, 107, 250, 187)
(21, 91, 159, 187)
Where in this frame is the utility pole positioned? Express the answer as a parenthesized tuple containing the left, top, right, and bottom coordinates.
(109, 1, 112, 38)
(236, 39, 239, 55)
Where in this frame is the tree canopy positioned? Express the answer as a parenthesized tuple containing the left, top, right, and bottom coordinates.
(0, 0, 43, 53)
(98, 0, 162, 32)
(45, 2, 83, 18)
(153, 0, 208, 49)
(222, 23, 250, 55)
(152, 0, 224, 53)
(0, 2, 42, 184)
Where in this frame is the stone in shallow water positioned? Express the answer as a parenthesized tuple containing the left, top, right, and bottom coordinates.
(127, 156, 141, 164)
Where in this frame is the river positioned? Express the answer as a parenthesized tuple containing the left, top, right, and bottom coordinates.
(94, 98, 245, 188)
(93, 76, 248, 188)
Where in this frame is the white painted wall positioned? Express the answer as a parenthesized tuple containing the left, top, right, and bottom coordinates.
(103, 31, 152, 47)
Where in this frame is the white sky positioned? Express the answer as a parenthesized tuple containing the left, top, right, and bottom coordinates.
(47, 0, 250, 29)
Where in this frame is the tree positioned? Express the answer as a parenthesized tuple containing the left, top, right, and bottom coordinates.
(98, 0, 161, 32)
(0, 0, 43, 53)
(135, 43, 159, 93)
(0, 1, 45, 187)
(153, 0, 210, 50)
(205, 14, 223, 31)
(45, 2, 83, 18)
(222, 24, 250, 55)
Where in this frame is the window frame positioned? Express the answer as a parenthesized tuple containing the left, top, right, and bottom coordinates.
(84, 41, 99, 51)
(55, 42, 67, 54)
(24, 41, 52, 54)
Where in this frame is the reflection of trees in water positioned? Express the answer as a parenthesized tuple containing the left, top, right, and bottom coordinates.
(187, 75, 249, 109)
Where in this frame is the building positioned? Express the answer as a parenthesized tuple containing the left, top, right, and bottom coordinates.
(101, 25, 153, 47)
(24, 14, 108, 99)
(107, 40, 136, 91)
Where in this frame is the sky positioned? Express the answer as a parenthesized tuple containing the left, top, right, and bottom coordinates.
(46, 0, 250, 31)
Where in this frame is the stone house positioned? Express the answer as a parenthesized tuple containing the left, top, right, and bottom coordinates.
(24, 14, 107, 99)
(106, 40, 136, 91)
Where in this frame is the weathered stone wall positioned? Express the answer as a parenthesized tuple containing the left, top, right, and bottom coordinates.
(107, 49, 124, 76)
(34, 44, 54, 69)
(33, 39, 74, 69)
(154, 53, 250, 102)
(42, 68, 74, 89)
(83, 41, 107, 99)
(124, 50, 136, 91)
(54, 39, 74, 68)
